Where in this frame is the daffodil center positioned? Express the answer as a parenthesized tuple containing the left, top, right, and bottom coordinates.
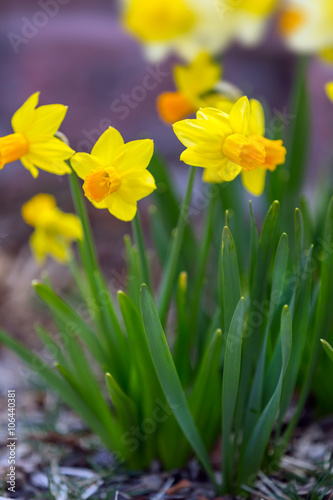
(0, 133, 29, 169)
(157, 91, 195, 123)
(83, 167, 121, 203)
(278, 8, 305, 35)
(257, 136, 287, 171)
(222, 134, 266, 171)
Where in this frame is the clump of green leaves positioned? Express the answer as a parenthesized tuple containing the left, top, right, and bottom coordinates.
(1, 152, 332, 494)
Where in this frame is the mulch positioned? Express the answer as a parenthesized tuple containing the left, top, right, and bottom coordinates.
(0, 381, 332, 500)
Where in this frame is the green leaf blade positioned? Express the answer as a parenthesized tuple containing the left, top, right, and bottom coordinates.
(140, 284, 217, 488)
(222, 297, 245, 492)
(239, 305, 292, 487)
(219, 226, 241, 335)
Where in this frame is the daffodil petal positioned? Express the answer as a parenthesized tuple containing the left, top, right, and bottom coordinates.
(91, 199, 108, 209)
(218, 161, 242, 181)
(91, 127, 124, 164)
(49, 212, 83, 240)
(118, 170, 156, 202)
(229, 96, 250, 134)
(47, 239, 69, 263)
(173, 120, 206, 147)
(174, 53, 221, 99)
(180, 148, 222, 168)
(114, 139, 154, 174)
(30, 229, 48, 265)
(326, 82, 333, 103)
(202, 161, 241, 182)
(20, 155, 39, 178)
(24, 104, 68, 140)
(24, 156, 72, 175)
(196, 109, 232, 135)
(70, 153, 102, 180)
(320, 48, 333, 64)
(106, 192, 137, 221)
(29, 137, 74, 159)
(22, 194, 56, 226)
(30, 229, 68, 265)
(27, 137, 74, 175)
(196, 107, 229, 126)
(249, 99, 265, 136)
(173, 119, 222, 148)
(202, 167, 224, 183)
(241, 167, 266, 196)
(11, 92, 40, 133)
(190, 143, 227, 158)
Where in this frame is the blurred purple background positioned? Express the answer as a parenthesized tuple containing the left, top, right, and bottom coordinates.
(0, 0, 333, 340)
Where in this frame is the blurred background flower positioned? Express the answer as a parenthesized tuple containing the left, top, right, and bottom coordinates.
(21, 193, 82, 264)
(279, 0, 333, 62)
(122, 0, 280, 61)
(156, 53, 240, 123)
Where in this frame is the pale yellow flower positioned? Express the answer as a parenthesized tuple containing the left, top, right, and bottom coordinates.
(280, 0, 333, 61)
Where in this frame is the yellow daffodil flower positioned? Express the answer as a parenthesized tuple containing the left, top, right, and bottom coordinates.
(173, 96, 286, 196)
(0, 93, 74, 178)
(279, 0, 333, 62)
(326, 82, 333, 102)
(157, 53, 239, 123)
(22, 194, 83, 265)
(121, 0, 279, 61)
(123, 0, 196, 43)
(71, 127, 156, 221)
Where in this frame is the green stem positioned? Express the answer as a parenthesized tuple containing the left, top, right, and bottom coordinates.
(157, 166, 196, 325)
(189, 192, 217, 338)
(68, 172, 127, 385)
(132, 211, 151, 289)
(69, 173, 100, 274)
(69, 173, 105, 326)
